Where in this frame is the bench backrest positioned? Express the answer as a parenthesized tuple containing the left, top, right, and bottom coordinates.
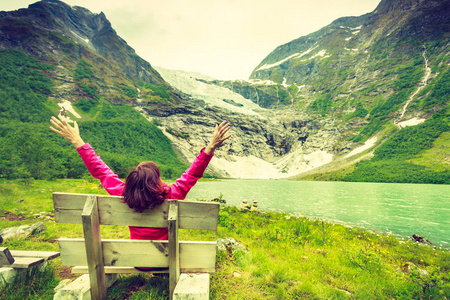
(53, 192, 219, 229)
(53, 192, 220, 300)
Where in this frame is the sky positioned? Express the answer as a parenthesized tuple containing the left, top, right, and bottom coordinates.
(0, 0, 381, 80)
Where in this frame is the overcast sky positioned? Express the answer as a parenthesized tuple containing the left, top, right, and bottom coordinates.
(1, 0, 380, 80)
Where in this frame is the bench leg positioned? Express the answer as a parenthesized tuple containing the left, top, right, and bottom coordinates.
(53, 274, 118, 300)
(173, 273, 210, 300)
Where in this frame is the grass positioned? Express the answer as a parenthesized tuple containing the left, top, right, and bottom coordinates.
(0, 179, 449, 299)
(408, 132, 450, 172)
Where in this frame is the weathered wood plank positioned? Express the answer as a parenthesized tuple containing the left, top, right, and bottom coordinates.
(71, 266, 169, 274)
(9, 257, 45, 269)
(59, 239, 216, 270)
(97, 199, 169, 227)
(54, 193, 168, 227)
(177, 241, 217, 271)
(168, 201, 180, 300)
(72, 266, 215, 274)
(178, 201, 219, 230)
(9, 250, 60, 260)
(82, 195, 106, 300)
(59, 239, 169, 267)
(53, 192, 101, 209)
(53, 193, 219, 230)
(0, 248, 14, 265)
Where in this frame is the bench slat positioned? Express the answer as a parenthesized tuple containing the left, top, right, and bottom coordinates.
(8, 257, 45, 269)
(72, 266, 168, 274)
(0, 247, 14, 265)
(59, 239, 216, 271)
(53, 193, 219, 230)
(9, 250, 60, 260)
(72, 266, 215, 274)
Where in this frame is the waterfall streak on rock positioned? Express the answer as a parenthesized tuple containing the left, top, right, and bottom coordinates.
(399, 45, 432, 119)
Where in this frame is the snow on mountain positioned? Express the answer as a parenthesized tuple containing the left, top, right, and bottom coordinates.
(255, 45, 319, 72)
(154, 66, 263, 116)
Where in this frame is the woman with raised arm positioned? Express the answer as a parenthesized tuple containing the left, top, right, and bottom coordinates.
(50, 115, 231, 244)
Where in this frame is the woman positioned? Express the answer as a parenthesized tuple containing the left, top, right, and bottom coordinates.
(50, 115, 231, 243)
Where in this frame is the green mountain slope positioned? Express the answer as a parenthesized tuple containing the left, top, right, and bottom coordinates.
(0, 0, 192, 180)
(247, 0, 450, 183)
(0, 50, 187, 180)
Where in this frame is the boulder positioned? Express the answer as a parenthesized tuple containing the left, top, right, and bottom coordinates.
(411, 234, 433, 246)
(0, 222, 46, 243)
(398, 262, 429, 277)
(216, 237, 248, 255)
(238, 200, 252, 211)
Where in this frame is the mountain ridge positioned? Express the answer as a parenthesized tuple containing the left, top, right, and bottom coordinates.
(0, 0, 448, 183)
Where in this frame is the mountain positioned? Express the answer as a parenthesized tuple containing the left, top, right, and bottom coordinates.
(0, 0, 448, 183)
(213, 0, 450, 183)
(247, 0, 449, 135)
(0, 0, 190, 180)
(0, 0, 183, 105)
(0, 0, 323, 180)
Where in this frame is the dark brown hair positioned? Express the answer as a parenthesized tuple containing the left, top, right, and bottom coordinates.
(122, 161, 167, 213)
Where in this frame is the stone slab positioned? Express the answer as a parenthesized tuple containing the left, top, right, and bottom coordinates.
(173, 273, 210, 300)
(53, 274, 118, 300)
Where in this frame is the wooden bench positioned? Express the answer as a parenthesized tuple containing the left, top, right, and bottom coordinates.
(0, 248, 60, 268)
(0, 247, 60, 287)
(53, 192, 220, 300)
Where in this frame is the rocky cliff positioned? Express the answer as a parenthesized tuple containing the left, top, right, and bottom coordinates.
(146, 68, 360, 178)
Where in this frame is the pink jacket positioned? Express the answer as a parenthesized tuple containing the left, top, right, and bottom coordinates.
(77, 143, 214, 241)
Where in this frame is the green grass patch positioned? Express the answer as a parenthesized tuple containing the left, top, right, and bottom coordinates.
(0, 179, 449, 299)
(340, 108, 450, 184)
(0, 49, 55, 124)
(408, 132, 450, 171)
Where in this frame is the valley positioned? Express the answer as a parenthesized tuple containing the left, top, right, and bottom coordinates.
(0, 0, 448, 183)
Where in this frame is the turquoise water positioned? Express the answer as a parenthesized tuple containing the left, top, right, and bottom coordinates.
(186, 180, 450, 248)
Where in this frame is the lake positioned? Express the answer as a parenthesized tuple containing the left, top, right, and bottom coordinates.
(186, 180, 450, 249)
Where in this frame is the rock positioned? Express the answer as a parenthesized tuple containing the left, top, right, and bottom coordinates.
(334, 287, 352, 297)
(250, 199, 258, 212)
(398, 262, 429, 277)
(33, 212, 53, 220)
(0, 222, 46, 242)
(216, 237, 248, 255)
(141, 96, 341, 179)
(411, 234, 433, 246)
(211, 198, 226, 204)
(232, 272, 241, 278)
(238, 200, 252, 211)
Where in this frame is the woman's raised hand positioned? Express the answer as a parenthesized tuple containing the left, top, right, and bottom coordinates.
(50, 115, 85, 148)
(205, 121, 231, 155)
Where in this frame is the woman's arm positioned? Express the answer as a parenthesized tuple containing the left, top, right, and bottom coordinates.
(50, 115, 124, 196)
(170, 121, 231, 199)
